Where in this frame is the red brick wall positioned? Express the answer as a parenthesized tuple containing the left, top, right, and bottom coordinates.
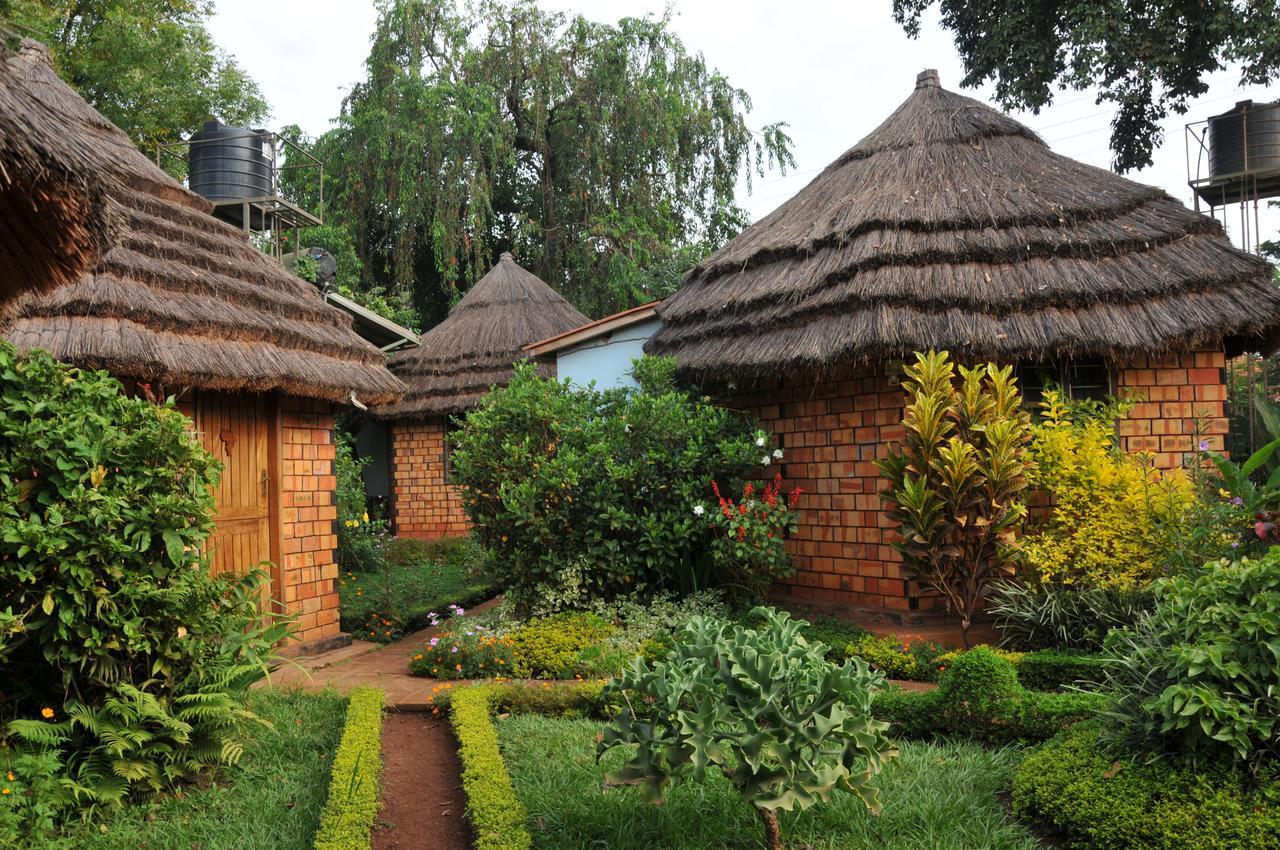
(1115, 349, 1228, 467)
(390, 418, 471, 539)
(279, 397, 341, 649)
(733, 362, 915, 613)
(734, 348, 1231, 617)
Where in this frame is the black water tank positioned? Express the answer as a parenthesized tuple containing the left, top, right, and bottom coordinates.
(1201, 99, 1280, 204)
(187, 120, 273, 227)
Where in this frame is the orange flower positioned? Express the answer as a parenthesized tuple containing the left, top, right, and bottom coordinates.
(1, 788, 9, 796)
(40, 707, 54, 719)
(5, 771, 12, 781)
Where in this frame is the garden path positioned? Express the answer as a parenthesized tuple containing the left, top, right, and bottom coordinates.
(262, 597, 503, 709)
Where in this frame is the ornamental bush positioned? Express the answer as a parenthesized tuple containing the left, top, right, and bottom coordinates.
(877, 351, 1031, 647)
(1012, 723, 1280, 850)
(707, 474, 800, 601)
(452, 357, 770, 617)
(1022, 389, 1196, 589)
(1102, 550, 1280, 770)
(598, 607, 897, 850)
(988, 580, 1154, 651)
(0, 344, 286, 817)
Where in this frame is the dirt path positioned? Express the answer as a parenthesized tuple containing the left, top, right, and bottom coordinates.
(372, 712, 471, 850)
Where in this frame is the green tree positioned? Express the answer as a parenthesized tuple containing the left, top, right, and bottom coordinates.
(1, 0, 268, 159)
(894, 0, 1280, 172)
(322, 0, 793, 324)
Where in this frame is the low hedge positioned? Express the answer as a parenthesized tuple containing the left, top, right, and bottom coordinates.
(429, 679, 616, 718)
(1012, 724, 1280, 849)
(313, 688, 384, 850)
(873, 648, 1106, 744)
(1016, 649, 1110, 691)
(451, 687, 533, 850)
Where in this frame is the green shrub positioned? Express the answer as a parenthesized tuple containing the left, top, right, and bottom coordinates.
(313, 688, 384, 850)
(451, 358, 768, 617)
(706, 474, 800, 600)
(450, 687, 532, 850)
(1017, 649, 1109, 691)
(0, 747, 69, 840)
(843, 634, 952, 681)
(334, 427, 390, 574)
(599, 607, 897, 850)
(1012, 723, 1280, 849)
(507, 612, 616, 679)
(877, 351, 1031, 646)
(1103, 551, 1280, 769)
(0, 344, 286, 812)
(989, 580, 1154, 651)
(872, 650, 1106, 744)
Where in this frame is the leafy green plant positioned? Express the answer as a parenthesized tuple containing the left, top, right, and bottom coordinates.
(0, 344, 287, 812)
(597, 608, 897, 850)
(452, 357, 763, 616)
(313, 688, 384, 850)
(507, 613, 616, 679)
(1102, 550, 1280, 769)
(0, 747, 69, 841)
(706, 473, 800, 601)
(845, 633, 951, 681)
(1016, 649, 1110, 692)
(450, 687, 533, 850)
(988, 581, 1155, 651)
(878, 350, 1031, 646)
(1013, 723, 1280, 850)
(410, 626, 517, 680)
(334, 428, 390, 574)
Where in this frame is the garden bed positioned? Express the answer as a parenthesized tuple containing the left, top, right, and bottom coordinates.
(496, 714, 1040, 850)
(27, 688, 347, 850)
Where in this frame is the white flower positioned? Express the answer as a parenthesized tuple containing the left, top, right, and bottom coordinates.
(761, 456, 771, 466)
(772, 449, 783, 459)
(693, 504, 705, 517)
(624, 424, 631, 433)
(755, 436, 766, 447)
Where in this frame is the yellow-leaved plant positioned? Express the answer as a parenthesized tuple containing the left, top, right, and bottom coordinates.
(1022, 389, 1195, 589)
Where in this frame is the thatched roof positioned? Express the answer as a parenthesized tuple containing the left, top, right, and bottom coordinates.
(647, 69, 1280, 381)
(1, 39, 403, 405)
(0, 39, 123, 306)
(377, 252, 588, 419)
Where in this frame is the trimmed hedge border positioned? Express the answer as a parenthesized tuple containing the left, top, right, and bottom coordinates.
(451, 686, 533, 850)
(313, 688, 385, 850)
(1017, 649, 1110, 692)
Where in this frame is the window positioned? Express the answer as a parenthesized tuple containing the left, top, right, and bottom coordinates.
(1017, 358, 1112, 408)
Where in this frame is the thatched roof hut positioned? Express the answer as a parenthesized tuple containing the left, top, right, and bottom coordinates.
(647, 69, 1280, 381)
(0, 40, 123, 306)
(378, 252, 588, 419)
(1, 39, 403, 405)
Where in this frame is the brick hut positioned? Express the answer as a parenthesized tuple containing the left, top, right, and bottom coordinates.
(0, 39, 122, 305)
(1, 40, 405, 653)
(646, 69, 1280, 620)
(376, 252, 588, 539)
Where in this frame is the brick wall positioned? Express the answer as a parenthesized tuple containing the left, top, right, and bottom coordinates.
(733, 362, 915, 613)
(1115, 349, 1228, 467)
(389, 418, 471, 539)
(734, 348, 1231, 618)
(279, 397, 342, 650)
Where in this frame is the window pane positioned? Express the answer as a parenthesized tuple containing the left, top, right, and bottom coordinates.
(1066, 359, 1111, 401)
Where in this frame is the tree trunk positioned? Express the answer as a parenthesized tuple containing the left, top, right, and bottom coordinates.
(756, 806, 782, 850)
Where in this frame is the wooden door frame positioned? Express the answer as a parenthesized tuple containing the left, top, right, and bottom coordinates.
(266, 393, 285, 616)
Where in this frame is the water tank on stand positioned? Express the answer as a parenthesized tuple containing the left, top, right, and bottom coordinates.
(187, 120, 274, 229)
(1196, 99, 1280, 205)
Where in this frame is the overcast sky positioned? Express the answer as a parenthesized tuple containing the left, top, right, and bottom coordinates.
(208, 0, 1279, 248)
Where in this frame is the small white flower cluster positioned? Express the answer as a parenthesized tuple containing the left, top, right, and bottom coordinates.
(693, 504, 706, 517)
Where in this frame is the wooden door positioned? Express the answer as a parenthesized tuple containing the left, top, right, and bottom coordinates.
(194, 393, 275, 596)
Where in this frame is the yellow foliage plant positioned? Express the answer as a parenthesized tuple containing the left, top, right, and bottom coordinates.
(1022, 389, 1195, 589)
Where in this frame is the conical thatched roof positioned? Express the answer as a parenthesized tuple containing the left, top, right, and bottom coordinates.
(647, 69, 1280, 381)
(377, 252, 588, 419)
(1, 39, 404, 405)
(0, 39, 123, 306)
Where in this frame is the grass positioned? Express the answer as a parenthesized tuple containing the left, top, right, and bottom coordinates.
(339, 536, 495, 641)
(34, 688, 347, 850)
(496, 715, 1041, 850)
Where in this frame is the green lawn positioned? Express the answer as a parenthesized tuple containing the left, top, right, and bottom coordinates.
(497, 715, 1041, 850)
(339, 536, 494, 640)
(34, 688, 346, 850)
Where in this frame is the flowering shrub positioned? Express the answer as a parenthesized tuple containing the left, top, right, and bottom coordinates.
(705, 473, 800, 601)
(0, 344, 287, 820)
(409, 624, 516, 680)
(452, 357, 765, 616)
(845, 634, 951, 681)
(1022, 389, 1195, 589)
